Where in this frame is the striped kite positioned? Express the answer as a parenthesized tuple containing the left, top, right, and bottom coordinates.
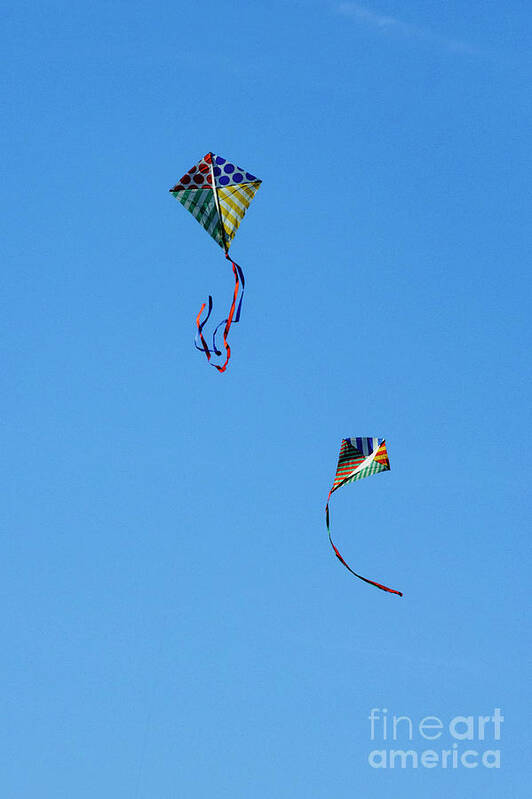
(326, 437, 403, 596)
(170, 152, 261, 372)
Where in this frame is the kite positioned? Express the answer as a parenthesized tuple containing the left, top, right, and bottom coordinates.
(169, 152, 261, 373)
(326, 437, 403, 596)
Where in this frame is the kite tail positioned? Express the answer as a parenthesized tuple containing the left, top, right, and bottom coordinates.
(211, 257, 240, 373)
(212, 258, 245, 356)
(195, 295, 214, 361)
(193, 255, 244, 372)
(325, 498, 403, 597)
(206, 253, 244, 373)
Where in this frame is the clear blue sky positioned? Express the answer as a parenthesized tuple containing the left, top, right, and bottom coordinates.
(2, 1, 531, 796)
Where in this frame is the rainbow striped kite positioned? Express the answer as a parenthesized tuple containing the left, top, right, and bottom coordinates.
(326, 437, 402, 596)
(170, 152, 261, 373)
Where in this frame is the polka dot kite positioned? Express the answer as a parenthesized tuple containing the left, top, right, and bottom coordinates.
(169, 152, 262, 373)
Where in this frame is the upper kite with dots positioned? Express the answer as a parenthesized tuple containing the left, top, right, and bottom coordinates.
(170, 152, 261, 193)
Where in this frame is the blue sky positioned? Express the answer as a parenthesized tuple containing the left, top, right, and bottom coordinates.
(1, 1, 531, 796)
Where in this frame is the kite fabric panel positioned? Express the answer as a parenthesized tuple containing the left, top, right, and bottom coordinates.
(326, 437, 403, 597)
(170, 152, 261, 373)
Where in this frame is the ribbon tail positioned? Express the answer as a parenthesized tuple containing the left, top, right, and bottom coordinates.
(194, 295, 213, 361)
(211, 261, 246, 355)
(212, 258, 240, 373)
(232, 262, 246, 322)
(211, 318, 225, 357)
(212, 257, 245, 358)
(325, 500, 403, 597)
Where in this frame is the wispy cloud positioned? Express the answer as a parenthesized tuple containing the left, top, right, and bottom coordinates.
(337, 2, 477, 55)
